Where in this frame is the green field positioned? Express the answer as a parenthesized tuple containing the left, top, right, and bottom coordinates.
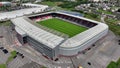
(0, 64, 6, 68)
(6, 51, 17, 64)
(107, 58, 120, 68)
(37, 18, 87, 37)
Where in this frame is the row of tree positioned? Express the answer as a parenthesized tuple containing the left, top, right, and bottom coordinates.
(0, 0, 12, 2)
(43, 0, 88, 9)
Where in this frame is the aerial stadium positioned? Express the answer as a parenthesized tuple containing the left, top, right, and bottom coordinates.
(11, 11, 108, 60)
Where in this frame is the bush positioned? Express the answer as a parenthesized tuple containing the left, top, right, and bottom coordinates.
(6, 51, 17, 64)
(107, 61, 117, 68)
(72, 10, 84, 13)
(85, 13, 98, 18)
(107, 58, 120, 68)
(117, 58, 120, 66)
(58, 1, 77, 8)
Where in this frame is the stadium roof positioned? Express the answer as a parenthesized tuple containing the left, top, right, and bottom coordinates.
(58, 10, 83, 17)
(60, 23, 108, 48)
(0, 5, 48, 21)
(54, 12, 108, 48)
(15, 26, 26, 37)
(11, 11, 108, 49)
(22, 3, 48, 8)
(11, 17, 64, 49)
(0, 2, 11, 5)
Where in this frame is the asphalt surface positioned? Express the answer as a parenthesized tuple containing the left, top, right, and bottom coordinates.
(0, 47, 10, 64)
(75, 31, 120, 68)
(12, 29, 120, 68)
(0, 25, 120, 68)
(7, 55, 32, 68)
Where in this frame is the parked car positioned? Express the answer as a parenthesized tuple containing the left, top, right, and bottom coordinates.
(54, 58, 59, 61)
(0, 36, 3, 38)
(0, 47, 4, 50)
(2, 49, 8, 54)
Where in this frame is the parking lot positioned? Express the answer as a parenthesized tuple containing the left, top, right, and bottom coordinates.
(0, 46, 10, 64)
(7, 54, 32, 68)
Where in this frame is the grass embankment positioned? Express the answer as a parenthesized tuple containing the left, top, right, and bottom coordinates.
(39, 1, 63, 7)
(97, 9, 113, 15)
(72, 10, 101, 22)
(105, 18, 120, 35)
(107, 58, 120, 68)
(84, 13, 101, 22)
(6, 51, 17, 64)
(0, 21, 11, 26)
(0, 64, 6, 68)
(39, 1, 77, 11)
(0, 51, 16, 68)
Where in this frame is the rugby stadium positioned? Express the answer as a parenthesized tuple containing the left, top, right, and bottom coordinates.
(11, 11, 108, 60)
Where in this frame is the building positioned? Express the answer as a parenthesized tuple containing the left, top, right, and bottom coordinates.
(89, 0, 100, 2)
(11, 11, 108, 60)
(22, 3, 48, 8)
(108, 0, 120, 6)
(0, 2, 11, 7)
(0, 4, 48, 21)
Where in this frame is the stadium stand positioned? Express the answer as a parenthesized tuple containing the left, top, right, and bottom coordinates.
(11, 11, 108, 60)
(29, 13, 97, 28)
(0, 4, 48, 21)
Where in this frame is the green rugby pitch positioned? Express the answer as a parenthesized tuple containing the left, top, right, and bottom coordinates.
(37, 18, 87, 37)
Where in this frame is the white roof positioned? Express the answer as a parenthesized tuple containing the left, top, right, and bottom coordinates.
(11, 17, 64, 49)
(0, 2, 11, 4)
(60, 23, 108, 48)
(11, 11, 108, 49)
(22, 3, 48, 8)
(55, 12, 108, 48)
(15, 26, 26, 37)
(0, 5, 48, 21)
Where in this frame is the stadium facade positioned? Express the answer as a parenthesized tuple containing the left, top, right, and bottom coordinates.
(11, 11, 108, 60)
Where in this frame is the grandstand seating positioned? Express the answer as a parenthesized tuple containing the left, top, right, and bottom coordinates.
(29, 13, 97, 28)
(30, 15, 52, 22)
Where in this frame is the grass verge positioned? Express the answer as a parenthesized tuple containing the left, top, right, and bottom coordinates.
(105, 18, 120, 35)
(6, 51, 17, 64)
(0, 64, 6, 68)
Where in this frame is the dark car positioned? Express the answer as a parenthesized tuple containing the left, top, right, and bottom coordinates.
(2, 49, 8, 54)
(17, 52, 22, 55)
(16, 52, 19, 54)
(92, 44, 95, 47)
(88, 62, 91, 65)
(13, 55, 17, 59)
(0, 47, 4, 50)
(21, 55, 24, 58)
(88, 48, 91, 50)
(17, 52, 24, 57)
(118, 40, 120, 42)
(54, 58, 59, 61)
(0, 36, 3, 38)
(119, 43, 120, 45)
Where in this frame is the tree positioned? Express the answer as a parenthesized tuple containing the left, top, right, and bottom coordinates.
(118, 9, 120, 12)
